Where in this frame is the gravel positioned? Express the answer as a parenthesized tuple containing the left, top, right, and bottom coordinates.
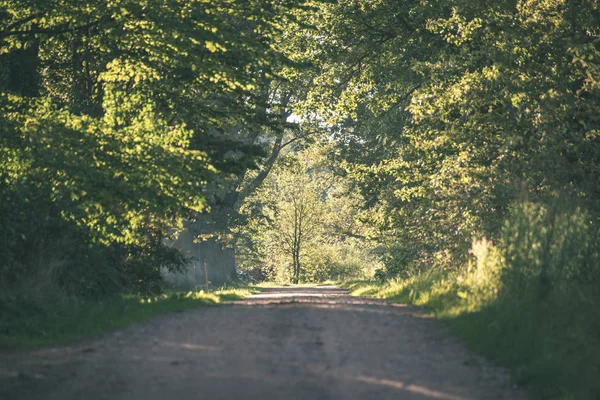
(0, 286, 527, 400)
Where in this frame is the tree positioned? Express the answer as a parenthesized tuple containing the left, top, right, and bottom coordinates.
(236, 144, 377, 283)
(0, 0, 315, 296)
(296, 0, 600, 270)
(164, 0, 330, 287)
(245, 149, 327, 282)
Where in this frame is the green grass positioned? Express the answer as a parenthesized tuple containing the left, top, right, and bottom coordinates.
(0, 286, 259, 348)
(342, 276, 600, 400)
(253, 281, 291, 288)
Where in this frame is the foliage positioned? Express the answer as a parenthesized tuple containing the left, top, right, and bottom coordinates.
(0, 0, 313, 297)
(236, 144, 378, 283)
(2, 2, 600, 394)
(502, 198, 600, 289)
(374, 241, 421, 280)
(301, 0, 600, 267)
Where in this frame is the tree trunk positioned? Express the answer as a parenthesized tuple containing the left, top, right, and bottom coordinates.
(292, 248, 300, 284)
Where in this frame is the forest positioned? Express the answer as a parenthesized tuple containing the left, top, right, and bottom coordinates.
(1, 1, 599, 399)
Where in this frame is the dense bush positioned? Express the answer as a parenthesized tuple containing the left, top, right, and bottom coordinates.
(502, 200, 600, 290)
(375, 242, 420, 280)
(0, 95, 202, 300)
(299, 240, 378, 283)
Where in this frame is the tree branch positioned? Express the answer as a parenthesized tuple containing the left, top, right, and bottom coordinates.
(2, 12, 44, 32)
(0, 17, 110, 39)
(240, 134, 284, 199)
(376, 84, 422, 119)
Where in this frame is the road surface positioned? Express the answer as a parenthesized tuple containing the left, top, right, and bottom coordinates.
(0, 286, 526, 400)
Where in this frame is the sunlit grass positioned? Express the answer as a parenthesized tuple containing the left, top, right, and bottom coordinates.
(0, 286, 259, 348)
(317, 279, 342, 286)
(254, 280, 342, 288)
(253, 281, 291, 288)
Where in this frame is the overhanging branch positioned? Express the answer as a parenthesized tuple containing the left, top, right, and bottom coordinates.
(0, 16, 110, 39)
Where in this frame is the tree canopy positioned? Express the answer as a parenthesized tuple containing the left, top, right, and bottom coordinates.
(1, 0, 599, 292)
(2, 3, 599, 397)
(0, 0, 316, 295)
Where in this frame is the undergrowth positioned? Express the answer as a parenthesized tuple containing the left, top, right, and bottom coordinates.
(0, 286, 259, 348)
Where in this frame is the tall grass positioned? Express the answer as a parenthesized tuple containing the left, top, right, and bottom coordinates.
(344, 198, 600, 400)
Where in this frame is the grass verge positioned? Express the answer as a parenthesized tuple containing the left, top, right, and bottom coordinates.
(342, 275, 600, 400)
(0, 286, 259, 348)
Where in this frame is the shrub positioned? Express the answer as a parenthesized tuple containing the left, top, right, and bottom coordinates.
(376, 242, 421, 280)
(502, 199, 600, 293)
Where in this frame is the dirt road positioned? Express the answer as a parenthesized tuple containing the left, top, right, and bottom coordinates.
(0, 286, 525, 400)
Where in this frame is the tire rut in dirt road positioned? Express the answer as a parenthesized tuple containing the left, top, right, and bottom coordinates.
(0, 286, 527, 400)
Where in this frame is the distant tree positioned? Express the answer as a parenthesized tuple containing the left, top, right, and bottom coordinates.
(253, 149, 327, 282)
(237, 145, 377, 283)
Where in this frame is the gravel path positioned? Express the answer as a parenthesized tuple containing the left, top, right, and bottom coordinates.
(0, 286, 526, 400)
